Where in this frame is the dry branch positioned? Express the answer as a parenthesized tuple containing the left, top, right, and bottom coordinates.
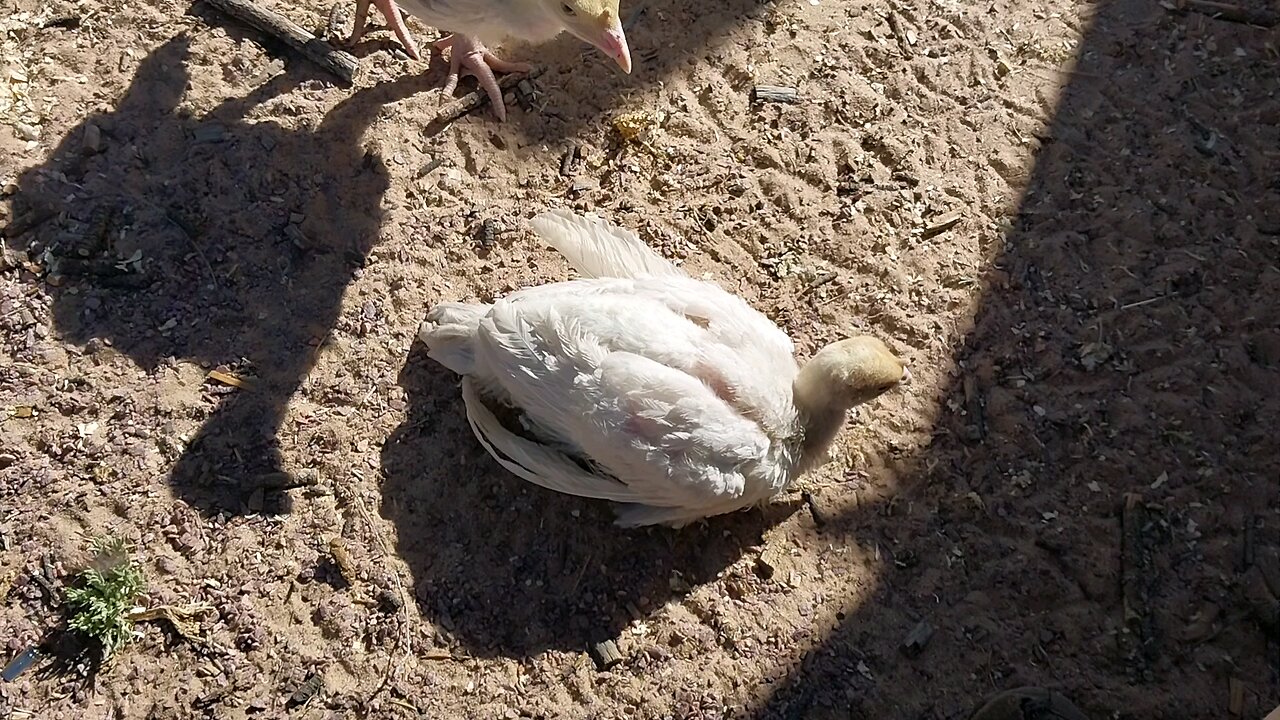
(204, 0, 361, 84)
(1120, 493, 1146, 625)
(590, 639, 624, 669)
(1169, 0, 1280, 26)
(752, 85, 800, 105)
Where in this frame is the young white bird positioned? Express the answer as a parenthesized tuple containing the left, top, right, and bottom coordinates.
(349, 0, 632, 120)
(420, 210, 909, 527)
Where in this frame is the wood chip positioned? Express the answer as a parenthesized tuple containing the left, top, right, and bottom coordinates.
(900, 620, 935, 657)
(589, 639, 625, 670)
(206, 369, 254, 390)
(922, 211, 963, 238)
(324, 1, 346, 40)
(755, 545, 788, 579)
(560, 143, 580, 177)
(425, 67, 546, 133)
(81, 122, 105, 155)
(288, 670, 325, 705)
(2, 204, 55, 239)
(1228, 677, 1245, 715)
(802, 490, 829, 528)
(328, 537, 359, 586)
(752, 85, 800, 105)
(1240, 517, 1255, 571)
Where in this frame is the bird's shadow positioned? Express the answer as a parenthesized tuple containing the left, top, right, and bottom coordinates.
(379, 339, 786, 657)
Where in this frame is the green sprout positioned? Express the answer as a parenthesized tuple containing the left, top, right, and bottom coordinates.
(64, 535, 145, 658)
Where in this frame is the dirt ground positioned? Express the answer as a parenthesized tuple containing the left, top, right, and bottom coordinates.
(1, 0, 1278, 716)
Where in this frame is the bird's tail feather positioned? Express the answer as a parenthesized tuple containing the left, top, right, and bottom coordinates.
(530, 208, 684, 280)
(460, 378, 642, 503)
(419, 302, 490, 375)
(461, 380, 698, 529)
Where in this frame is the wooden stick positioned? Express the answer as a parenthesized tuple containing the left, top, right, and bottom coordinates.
(752, 85, 800, 105)
(204, 0, 361, 84)
(1170, 0, 1280, 27)
(921, 211, 962, 239)
(589, 639, 624, 670)
(1120, 493, 1146, 625)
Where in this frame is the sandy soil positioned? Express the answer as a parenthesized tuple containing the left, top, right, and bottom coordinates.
(1, 0, 1278, 716)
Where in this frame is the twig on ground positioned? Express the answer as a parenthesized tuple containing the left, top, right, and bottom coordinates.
(1166, 0, 1280, 27)
(204, 0, 361, 84)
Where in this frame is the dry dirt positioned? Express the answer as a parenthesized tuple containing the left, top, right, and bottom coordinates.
(1, 0, 1278, 717)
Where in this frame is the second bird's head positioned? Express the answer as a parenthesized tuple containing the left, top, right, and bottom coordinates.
(549, 0, 632, 74)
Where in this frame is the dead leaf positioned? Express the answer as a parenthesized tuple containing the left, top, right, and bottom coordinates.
(129, 603, 214, 641)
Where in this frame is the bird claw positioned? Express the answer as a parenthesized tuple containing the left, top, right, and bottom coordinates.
(347, 0, 421, 61)
(437, 35, 531, 121)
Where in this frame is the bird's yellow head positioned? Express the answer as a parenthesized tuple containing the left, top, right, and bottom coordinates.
(798, 336, 910, 410)
(546, 0, 632, 74)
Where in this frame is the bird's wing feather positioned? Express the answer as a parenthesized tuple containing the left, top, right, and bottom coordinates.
(472, 284, 774, 511)
(396, 0, 493, 32)
(461, 377, 635, 500)
(530, 209, 686, 280)
(395, 0, 561, 42)
(525, 209, 798, 429)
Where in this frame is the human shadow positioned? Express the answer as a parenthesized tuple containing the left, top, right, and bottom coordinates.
(747, 1, 1280, 718)
(379, 339, 782, 657)
(6, 34, 438, 517)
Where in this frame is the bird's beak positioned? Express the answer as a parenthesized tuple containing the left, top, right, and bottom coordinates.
(599, 23, 632, 74)
(900, 366, 913, 386)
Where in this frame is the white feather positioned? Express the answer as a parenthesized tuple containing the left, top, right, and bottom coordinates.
(395, 0, 564, 45)
(530, 208, 685, 280)
(423, 211, 811, 527)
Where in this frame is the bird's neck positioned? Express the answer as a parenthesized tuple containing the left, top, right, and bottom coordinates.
(792, 366, 849, 466)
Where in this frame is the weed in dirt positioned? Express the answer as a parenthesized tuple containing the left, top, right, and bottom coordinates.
(64, 536, 144, 659)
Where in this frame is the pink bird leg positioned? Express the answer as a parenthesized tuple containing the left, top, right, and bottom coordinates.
(349, 0, 421, 60)
(435, 34, 532, 121)
(347, 0, 530, 120)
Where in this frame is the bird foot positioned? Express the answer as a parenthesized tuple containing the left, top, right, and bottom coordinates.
(436, 34, 532, 121)
(347, 0, 421, 61)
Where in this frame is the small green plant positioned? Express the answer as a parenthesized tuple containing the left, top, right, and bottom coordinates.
(65, 535, 145, 658)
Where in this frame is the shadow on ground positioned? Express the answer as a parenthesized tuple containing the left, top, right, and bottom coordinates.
(379, 339, 783, 657)
(6, 33, 436, 516)
(5, 5, 791, 662)
(747, 1, 1280, 718)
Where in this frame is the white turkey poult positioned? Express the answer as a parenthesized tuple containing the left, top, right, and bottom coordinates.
(419, 209, 909, 527)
